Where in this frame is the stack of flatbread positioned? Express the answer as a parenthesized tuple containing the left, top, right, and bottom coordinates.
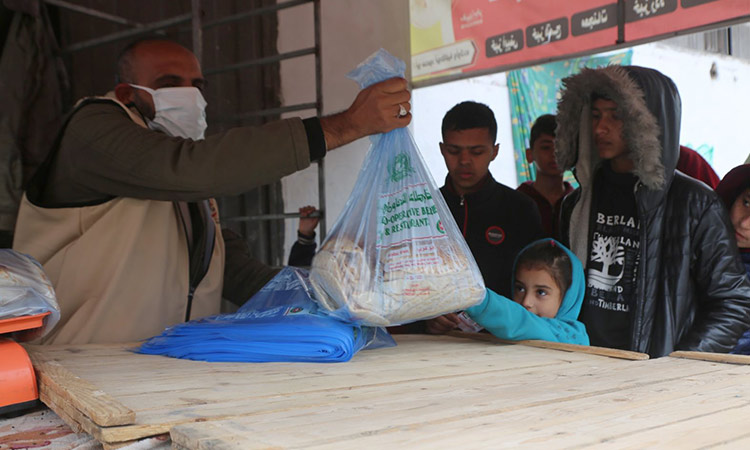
(310, 237, 485, 326)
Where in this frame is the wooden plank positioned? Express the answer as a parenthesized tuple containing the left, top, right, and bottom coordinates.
(449, 330, 650, 360)
(28, 336, 636, 444)
(33, 336, 611, 401)
(26, 336, 592, 443)
(669, 350, 750, 365)
(170, 422, 279, 450)
(27, 348, 136, 427)
(168, 357, 725, 448)
(65, 352, 623, 443)
(719, 434, 750, 448)
(39, 380, 160, 445)
(514, 339, 649, 360)
(580, 403, 750, 448)
(37, 386, 83, 434)
(170, 358, 750, 449)
(27, 334, 747, 448)
(459, 363, 750, 449)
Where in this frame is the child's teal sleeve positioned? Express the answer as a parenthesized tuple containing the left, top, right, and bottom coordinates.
(465, 289, 589, 345)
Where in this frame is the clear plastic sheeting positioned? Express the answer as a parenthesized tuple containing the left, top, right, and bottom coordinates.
(0, 249, 60, 337)
(137, 267, 395, 363)
(309, 49, 486, 327)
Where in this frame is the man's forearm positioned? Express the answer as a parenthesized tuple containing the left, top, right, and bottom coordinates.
(56, 103, 313, 204)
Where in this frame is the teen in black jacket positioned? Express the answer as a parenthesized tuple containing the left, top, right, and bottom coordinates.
(556, 65, 750, 357)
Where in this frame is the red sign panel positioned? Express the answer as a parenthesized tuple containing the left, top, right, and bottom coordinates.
(410, 0, 750, 83)
(625, 0, 749, 41)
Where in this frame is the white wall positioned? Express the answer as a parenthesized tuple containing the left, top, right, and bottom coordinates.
(278, 0, 410, 258)
(631, 43, 750, 178)
(411, 73, 518, 189)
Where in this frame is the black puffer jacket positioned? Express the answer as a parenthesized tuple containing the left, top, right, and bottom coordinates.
(441, 174, 543, 298)
(557, 65, 750, 357)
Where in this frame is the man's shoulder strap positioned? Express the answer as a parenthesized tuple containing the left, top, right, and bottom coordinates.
(26, 95, 143, 206)
(76, 93, 148, 128)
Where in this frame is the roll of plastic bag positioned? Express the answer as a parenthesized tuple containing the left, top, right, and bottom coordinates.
(137, 267, 394, 363)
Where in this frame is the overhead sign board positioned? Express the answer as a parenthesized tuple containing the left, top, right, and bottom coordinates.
(410, 0, 750, 83)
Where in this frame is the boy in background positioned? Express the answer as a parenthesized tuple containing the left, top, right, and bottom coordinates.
(418, 101, 543, 334)
(517, 114, 573, 239)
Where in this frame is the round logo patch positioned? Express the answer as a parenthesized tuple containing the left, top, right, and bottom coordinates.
(436, 220, 446, 234)
(485, 226, 505, 245)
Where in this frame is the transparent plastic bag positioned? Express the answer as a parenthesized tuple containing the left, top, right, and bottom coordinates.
(309, 49, 486, 326)
(0, 249, 60, 337)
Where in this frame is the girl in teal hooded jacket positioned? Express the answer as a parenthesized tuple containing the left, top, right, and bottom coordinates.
(464, 239, 589, 345)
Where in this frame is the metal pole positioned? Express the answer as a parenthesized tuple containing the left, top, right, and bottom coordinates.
(191, 0, 203, 65)
(204, 47, 316, 76)
(44, 0, 144, 27)
(224, 211, 321, 222)
(617, 0, 626, 44)
(63, 14, 191, 53)
(727, 27, 733, 56)
(211, 102, 317, 123)
(202, 0, 312, 30)
(314, 0, 326, 241)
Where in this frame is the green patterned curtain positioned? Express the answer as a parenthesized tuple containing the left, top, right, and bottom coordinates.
(508, 50, 633, 184)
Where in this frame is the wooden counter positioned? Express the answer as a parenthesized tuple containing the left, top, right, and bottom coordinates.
(25, 334, 750, 449)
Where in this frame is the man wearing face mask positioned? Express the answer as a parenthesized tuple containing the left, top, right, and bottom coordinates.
(13, 39, 411, 345)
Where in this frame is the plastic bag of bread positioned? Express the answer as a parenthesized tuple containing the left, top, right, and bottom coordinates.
(309, 49, 485, 326)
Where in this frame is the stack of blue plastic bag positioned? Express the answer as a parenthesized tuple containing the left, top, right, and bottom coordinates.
(137, 267, 394, 363)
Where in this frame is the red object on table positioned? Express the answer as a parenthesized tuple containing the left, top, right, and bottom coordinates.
(0, 312, 49, 413)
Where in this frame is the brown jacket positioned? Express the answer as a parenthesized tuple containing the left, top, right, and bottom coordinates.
(14, 94, 315, 344)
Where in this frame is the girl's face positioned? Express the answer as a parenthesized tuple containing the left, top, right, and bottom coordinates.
(731, 188, 750, 249)
(513, 266, 563, 318)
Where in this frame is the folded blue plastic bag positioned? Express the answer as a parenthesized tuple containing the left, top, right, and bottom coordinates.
(137, 267, 395, 363)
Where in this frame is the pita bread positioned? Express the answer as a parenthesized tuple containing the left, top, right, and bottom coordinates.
(310, 237, 484, 326)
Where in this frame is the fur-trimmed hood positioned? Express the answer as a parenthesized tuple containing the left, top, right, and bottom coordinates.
(555, 65, 681, 191)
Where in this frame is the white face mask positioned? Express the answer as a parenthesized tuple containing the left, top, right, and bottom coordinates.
(130, 85, 208, 140)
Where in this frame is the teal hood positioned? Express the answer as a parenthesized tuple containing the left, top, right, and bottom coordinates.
(516, 238, 587, 329)
(466, 238, 589, 345)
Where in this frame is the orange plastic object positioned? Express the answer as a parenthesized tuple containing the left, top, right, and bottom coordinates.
(0, 312, 50, 334)
(0, 337, 38, 408)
